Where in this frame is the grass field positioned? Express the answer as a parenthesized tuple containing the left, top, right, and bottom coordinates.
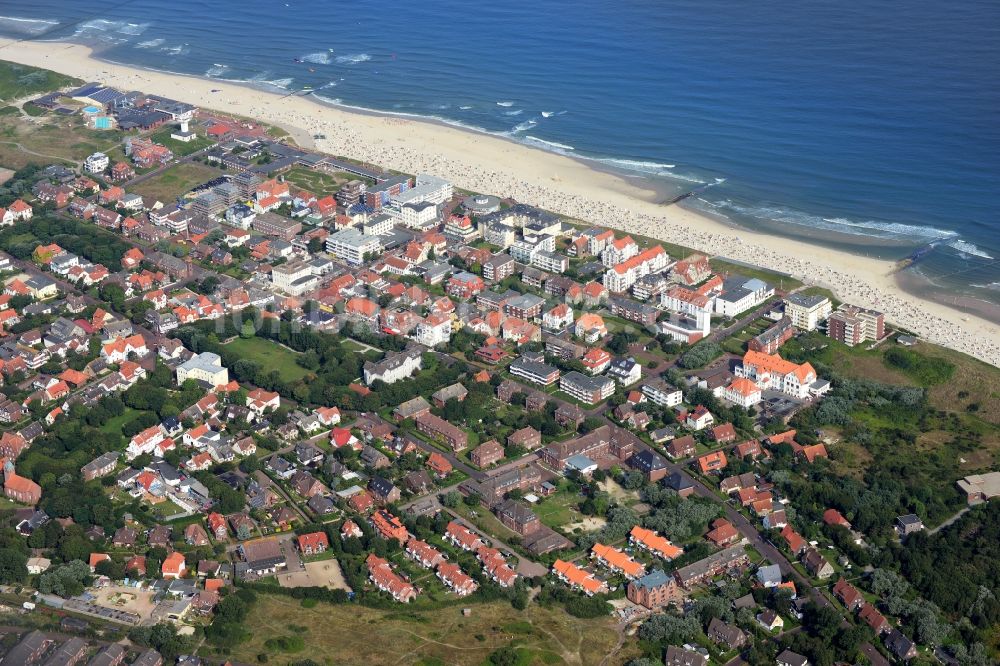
(223, 336, 311, 383)
(131, 162, 220, 203)
(223, 594, 626, 666)
(534, 490, 583, 529)
(0, 60, 80, 102)
(0, 114, 123, 169)
(149, 127, 215, 157)
(711, 258, 803, 292)
(98, 407, 143, 435)
(282, 166, 354, 195)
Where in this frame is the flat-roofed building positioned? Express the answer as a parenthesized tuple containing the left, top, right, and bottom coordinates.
(271, 259, 318, 295)
(828, 304, 884, 346)
(785, 293, 832, 331)
(326, 227, 383, 265)
(559, 371, 614, 405)
(176, 352, 229, 388)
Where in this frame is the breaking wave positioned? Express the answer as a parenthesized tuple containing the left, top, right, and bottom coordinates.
(0, 15, 60, 36)
(947, 240, 994, 260)
(335, 53, 370, 64)
(702, 199, 959, 242)
(301, 52, 331, 65)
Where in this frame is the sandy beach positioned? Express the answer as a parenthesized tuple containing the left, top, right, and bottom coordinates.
(2, 38, 998, 367)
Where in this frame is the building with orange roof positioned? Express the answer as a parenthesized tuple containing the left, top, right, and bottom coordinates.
(601, 235, 638, 266)
(722, 377, 762, 409)
(581, 348, 612, 374)
(671, 253, 712, 286)
(444, 521, 484, 552)
(426, 452, 453, 478)
(591, 542, 645, 579)
(574, 312, 607, 342)
(766, 430, 797, 446)
(101, 334, 147, 363)
(552, 559, 607, 596)
(629, 526, 683, 560)
(436, 561, 478, 596)
(161, 552, 186, 579)
(296, 532, 329, 555)
(4, 471, 41, 504)
(603, 245, 668, 292)
(371, 509, 409, 543)
(737, 351, 821, 400)
(798, 443, 829, 463)
(366, 553, 417, 603)
(706, 519, 741, 547)
(8, 199, 31, 221)
(89, 553, 110, 571)
(121, 247, 144, 269)
(780, 525, 807, 555)
(697, 450, 728, 475)
(405, 537, 445, 569)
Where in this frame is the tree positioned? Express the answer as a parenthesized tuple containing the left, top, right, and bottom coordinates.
(0, 549, 27, 584)
(637, 612, 700, 644)
(488, 646, 519, 666)
(240, 319, 256, 339)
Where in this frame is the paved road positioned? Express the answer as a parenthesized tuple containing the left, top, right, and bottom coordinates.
(927, 506, 969, 535)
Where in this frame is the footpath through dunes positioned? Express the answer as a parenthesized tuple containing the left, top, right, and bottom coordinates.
(0, 38, 997, 365)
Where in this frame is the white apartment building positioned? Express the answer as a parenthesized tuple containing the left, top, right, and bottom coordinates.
(327, 227, 383, 266)
(413, 314, 451, 347)
(363, 349, 423, 385)
(271, 259, 319, 296)
(715, 278, 774, 318)
(784, 293, 832, 331)
(641, 381, 683, 407)
(603, 246, 669, 293)
(601, 237, 639, 267)
(722, 378, 762, 409)
(661, 286, 713, 317)
(735, 351, 818, 400)
(392, 201, 440, 230)
(531, 251, 568, 274)
(391, 174, 453, 206)
(176, 352, 229, 388)
(363, 213, 395, 236)
(84, 152, 109, 174)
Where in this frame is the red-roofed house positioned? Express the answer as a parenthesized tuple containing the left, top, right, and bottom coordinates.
(296, 532, 329, 555)
(162, 552, 186, 579)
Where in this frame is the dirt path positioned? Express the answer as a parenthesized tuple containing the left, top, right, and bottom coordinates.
(0, 139, 80, 166)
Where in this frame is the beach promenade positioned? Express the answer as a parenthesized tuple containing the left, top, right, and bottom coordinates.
(1, 38, 998, 366)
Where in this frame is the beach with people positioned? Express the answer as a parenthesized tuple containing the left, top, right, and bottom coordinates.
(2, 38, 998, 366)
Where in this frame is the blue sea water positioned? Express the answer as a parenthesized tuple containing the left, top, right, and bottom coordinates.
(1, 0, 999, 311)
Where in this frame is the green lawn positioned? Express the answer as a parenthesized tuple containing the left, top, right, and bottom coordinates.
(282, 166, 351, 195)
(224, 336, 311, 383)
(149, 127, 216, 157)
(534, 489, 582, 529)
(131, 162, 220, 203)
(98, 407, 143, 435)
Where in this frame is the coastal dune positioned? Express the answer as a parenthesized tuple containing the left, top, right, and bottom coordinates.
(1, 39, 998, 366)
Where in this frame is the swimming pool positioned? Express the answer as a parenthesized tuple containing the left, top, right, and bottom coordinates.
(82, 105, 100, 114)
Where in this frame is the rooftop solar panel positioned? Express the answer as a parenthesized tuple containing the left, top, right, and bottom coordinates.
(69, 83, 103, 98)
